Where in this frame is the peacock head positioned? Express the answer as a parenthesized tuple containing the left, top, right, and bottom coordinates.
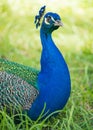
(35, 6, 63, 33)
(42, 12, 63, 33)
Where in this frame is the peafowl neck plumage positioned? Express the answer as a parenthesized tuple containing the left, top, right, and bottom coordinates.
(28, 11, 71, 120)
(0, 6, 71, 121)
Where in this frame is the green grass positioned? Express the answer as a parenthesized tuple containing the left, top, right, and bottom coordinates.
(0, 0, 93, 130)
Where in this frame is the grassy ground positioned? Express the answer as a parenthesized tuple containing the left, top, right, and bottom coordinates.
(0, 0, 93, 130)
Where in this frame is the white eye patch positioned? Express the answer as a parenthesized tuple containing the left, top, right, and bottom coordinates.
(51, 16, 56, 23)
(44, 16, 56, 25)
(45, 17, 50, 25)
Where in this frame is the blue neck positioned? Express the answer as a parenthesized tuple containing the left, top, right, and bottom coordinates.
(40, 29, 63, 73)
(28, 28, 71, 120)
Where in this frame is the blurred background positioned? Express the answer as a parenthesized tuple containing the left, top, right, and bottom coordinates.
(0, 0, 93, 66)
(0, 0, 93, 129)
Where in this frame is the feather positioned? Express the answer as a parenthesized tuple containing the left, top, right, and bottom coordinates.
(0, 59, 39, 111)
(0, 59, 39, 89)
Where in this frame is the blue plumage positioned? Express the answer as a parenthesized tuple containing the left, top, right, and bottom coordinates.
(28, 8, 71, 120)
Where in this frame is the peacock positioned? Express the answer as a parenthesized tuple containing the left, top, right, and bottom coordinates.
(0, 6, 71, 120)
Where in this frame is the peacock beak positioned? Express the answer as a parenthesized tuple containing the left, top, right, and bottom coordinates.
(54, 20, 63, 27)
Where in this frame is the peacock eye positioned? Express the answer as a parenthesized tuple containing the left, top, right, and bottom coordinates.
(46, 15, 52, 23)
(45, 15, 52, 25)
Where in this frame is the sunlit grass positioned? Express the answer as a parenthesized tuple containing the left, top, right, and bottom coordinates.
(0, 0, 93, 130)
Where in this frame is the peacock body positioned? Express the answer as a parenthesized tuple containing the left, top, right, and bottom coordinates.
(0, 6, 71, 120)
